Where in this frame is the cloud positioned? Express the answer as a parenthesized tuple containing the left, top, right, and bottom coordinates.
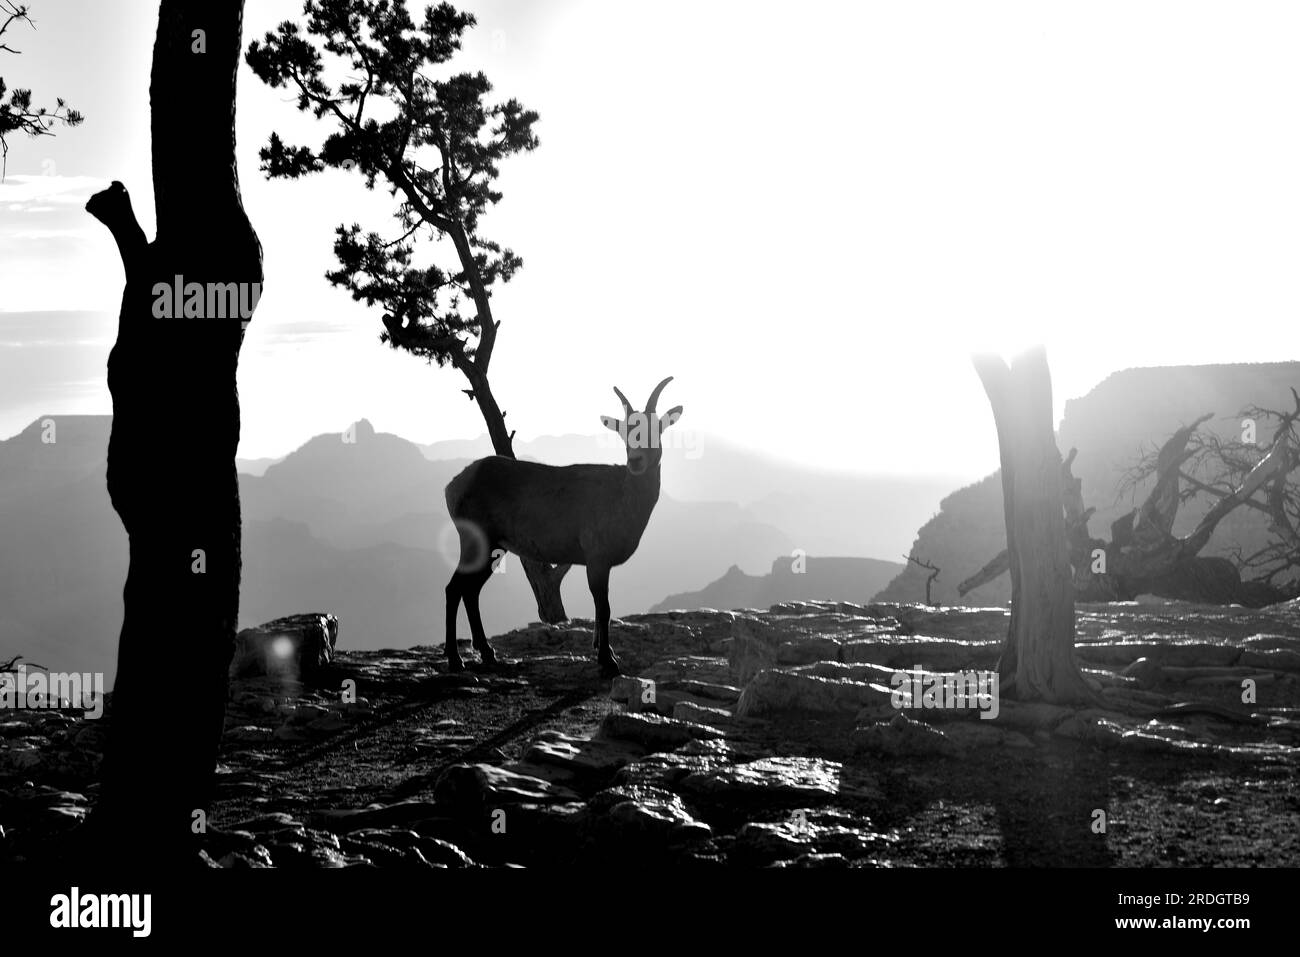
(0, 174, 110, 208)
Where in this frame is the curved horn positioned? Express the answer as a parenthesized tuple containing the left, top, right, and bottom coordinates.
(644, 376, 673, 414)
(613, 386, 633, 418)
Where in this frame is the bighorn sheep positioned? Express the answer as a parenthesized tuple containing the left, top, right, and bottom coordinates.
(444, 377, 683, 677)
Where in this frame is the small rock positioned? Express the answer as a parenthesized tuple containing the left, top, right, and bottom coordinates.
(590, 785, 712, 844)
(599, 711, 724, 751)
(524, 732, 646, 777)
(680, 756, 869, 806)
(609, 676, 656, 710)
(218, 844, 274, 868)
(202, 828, 260, 858)
(615, 751, 729, 790)
(434, 763, 581, 810)
(852, 713, 956, 757)
(226, 725, 273, 744)
(308, 846, 352, 868)
(732, 821, 809, 862)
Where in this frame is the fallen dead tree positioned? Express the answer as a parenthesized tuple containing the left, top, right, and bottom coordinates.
(960, 389, 1300, 607)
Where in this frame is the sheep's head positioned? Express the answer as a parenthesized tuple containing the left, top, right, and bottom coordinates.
(600, 376, 683, 476)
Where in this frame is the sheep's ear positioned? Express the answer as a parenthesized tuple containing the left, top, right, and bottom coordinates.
(600, 415, 623, 433)
(659, 406, 683, 431)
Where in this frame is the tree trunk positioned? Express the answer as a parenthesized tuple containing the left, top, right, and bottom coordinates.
(974, 348, 1093, 704)
(463, 365, 570, 623)
(85, 0, 260, 863)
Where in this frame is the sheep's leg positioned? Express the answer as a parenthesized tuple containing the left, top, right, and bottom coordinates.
(445, 574, 465, 673)
(463, 562, 498, 666)
(588, 564, 620, 677)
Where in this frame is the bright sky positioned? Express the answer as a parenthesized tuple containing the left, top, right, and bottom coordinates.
(3, 0, 1299, 477)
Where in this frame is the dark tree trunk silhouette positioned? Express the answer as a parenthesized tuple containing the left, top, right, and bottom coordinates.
(974, 348, 1093, 704)
(384, 309, 571, 623)
(463, 363, 570, 624)
(85, 0, 261, 862)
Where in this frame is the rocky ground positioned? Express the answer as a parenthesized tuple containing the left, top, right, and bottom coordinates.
(3, 600, 1299, 867)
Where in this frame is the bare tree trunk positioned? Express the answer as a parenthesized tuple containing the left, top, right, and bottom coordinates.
(958, 548, 1010, 598)
(519, 560, 570, 623)
(461, 365, 570, 623)
(904, 555, 941, 605)
(85, 0, 260, 863)
(974, 348, 1093, 704)
(386, 314, 572, 623)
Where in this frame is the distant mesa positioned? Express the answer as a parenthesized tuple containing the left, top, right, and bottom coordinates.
(652, 555, 904, 613)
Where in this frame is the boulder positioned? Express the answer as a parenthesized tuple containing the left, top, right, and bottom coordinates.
(679, 756, 866, 806)
(231, 613, 339, 681)
(734, 667, 897, 719)
(615, 749, 731, 791)
(588, 786, 712, 844)
(523, 731, 646, 778)
(730, 815, 885, 865)
(433, 763, 581, 810)
(609, 676, 657, 710)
